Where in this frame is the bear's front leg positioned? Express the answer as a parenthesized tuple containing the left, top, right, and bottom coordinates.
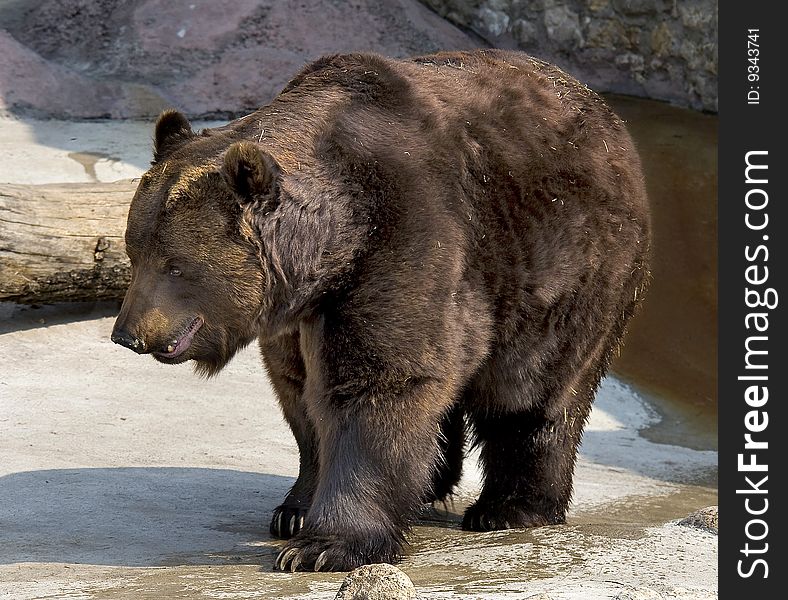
(261, 334, 318, 540)
(274, 375, 449, 572)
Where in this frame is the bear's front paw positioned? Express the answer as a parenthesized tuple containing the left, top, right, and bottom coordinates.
(270, 504, 308, 539)
(275, 532, 400, 572)
(461, 499, 564, 532)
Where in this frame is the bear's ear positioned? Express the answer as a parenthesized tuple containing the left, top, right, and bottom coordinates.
(153, 109, 194, 163)
(221, 142, 281, 209)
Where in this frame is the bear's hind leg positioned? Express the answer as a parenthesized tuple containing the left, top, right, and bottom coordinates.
(462, 398, 589, 531)
(461, 305, 626, 532)
(424, 404, 465, 504)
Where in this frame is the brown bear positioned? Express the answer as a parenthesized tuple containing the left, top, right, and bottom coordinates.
(112, 49, 650, 572)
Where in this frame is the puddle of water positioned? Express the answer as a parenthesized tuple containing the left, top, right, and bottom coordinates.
(623, 375, 717, 452)
(572, 486, 718, 528)
(67, 150, 111, 181)
(605, 95, 717, 452)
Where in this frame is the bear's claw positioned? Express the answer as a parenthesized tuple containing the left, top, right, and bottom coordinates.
(462, 499, 562, 532)
(275, 547, 302, 572)
(274, 537, 351, 572)
(313, 550, 329, 572)
(270, 504, 307, 539)
(273, 533, 398, 572)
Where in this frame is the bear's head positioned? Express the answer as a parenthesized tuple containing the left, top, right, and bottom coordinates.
(111, 110, 281, 376)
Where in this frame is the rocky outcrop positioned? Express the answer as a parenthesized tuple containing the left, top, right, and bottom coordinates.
(0, 0, 479, 119)
(0, 0, 715, 117)
(421, 0, 718, 111)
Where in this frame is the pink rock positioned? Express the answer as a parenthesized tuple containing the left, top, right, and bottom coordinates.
(0, 0, 481, 118)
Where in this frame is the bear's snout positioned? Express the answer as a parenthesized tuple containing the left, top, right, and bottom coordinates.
(110, 328, 149, 354)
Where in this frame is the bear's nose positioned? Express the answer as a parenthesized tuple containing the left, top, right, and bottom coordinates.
(111, 329, 148, 354)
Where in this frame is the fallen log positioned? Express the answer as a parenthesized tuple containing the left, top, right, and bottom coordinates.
(0, 180, 136, 304)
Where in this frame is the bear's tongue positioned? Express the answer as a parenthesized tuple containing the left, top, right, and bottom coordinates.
(158, 317, 203, 359)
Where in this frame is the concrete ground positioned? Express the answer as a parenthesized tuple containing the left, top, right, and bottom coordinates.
(0, 113, 718, 599)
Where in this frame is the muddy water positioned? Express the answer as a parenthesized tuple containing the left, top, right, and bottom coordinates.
(606, 95, 717, 452)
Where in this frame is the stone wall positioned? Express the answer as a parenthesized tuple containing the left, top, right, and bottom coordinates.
(421, 0, 717, 111)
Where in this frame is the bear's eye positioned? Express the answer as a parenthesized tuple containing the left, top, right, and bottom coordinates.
(168, 266, 183, 277)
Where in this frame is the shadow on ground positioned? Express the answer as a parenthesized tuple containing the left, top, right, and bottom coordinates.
(0, 301, 121, 335)
(0, 467, 292, 566)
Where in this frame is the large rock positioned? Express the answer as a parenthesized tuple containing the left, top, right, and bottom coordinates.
(0, 0, 480, 119)
(420, 0, 718, 111)
(335, 564, 419, 600)
(678, 506, 718, 534)
(0, 29, 165, 119)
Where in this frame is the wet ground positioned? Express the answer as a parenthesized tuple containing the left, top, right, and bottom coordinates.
(0, 96, 718, 599)
(0, 304, 718, 599)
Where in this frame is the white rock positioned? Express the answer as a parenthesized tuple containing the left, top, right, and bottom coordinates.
(335, 563, 419, 600)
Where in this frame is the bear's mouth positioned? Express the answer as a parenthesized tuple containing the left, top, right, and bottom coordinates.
(153, 317, 204, 360)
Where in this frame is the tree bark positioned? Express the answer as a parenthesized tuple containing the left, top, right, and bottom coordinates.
(0, 180, 136, 304)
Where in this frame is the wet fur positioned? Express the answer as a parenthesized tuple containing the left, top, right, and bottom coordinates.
(116, 50, 650, 571)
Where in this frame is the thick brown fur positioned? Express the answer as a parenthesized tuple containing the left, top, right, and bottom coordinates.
(112, 49, 650, 571)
